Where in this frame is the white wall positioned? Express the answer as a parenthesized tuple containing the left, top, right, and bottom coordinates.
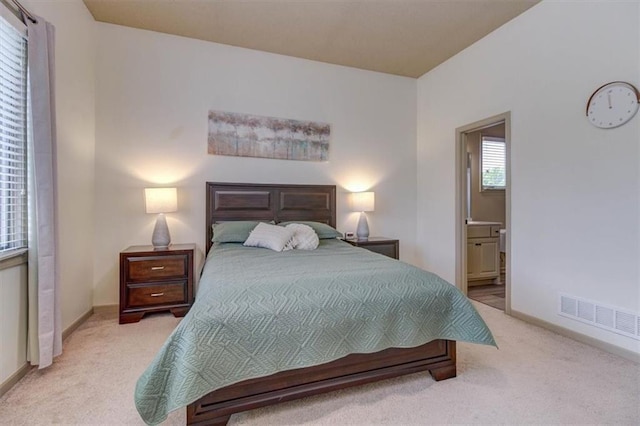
(0, 263, 27, 386)
(417, 1, 639, 353)
(93, 24, 417, 305)
(22, 0, 639, 357)
(24, 0, 96, 329)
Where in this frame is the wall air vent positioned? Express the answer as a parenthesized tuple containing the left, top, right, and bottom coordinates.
(594, 305, 614, 328)
(560, 295, 577, 316)
(577, 300, 595, 322)
(615, 311, 636, 335)
(559, 294, 639, 341)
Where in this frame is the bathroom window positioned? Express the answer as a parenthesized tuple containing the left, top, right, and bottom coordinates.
(481, 136, 506, 190)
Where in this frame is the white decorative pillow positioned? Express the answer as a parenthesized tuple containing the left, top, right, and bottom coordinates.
(243, 222, 294, 252)
(285, 223, 319, 250)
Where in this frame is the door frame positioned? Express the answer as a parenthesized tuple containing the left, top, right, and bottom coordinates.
(455, 112, 511, 314)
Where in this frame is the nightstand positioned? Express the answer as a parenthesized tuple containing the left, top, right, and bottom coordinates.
(119, 243, 195, 324)
(344, 237, 399, 260)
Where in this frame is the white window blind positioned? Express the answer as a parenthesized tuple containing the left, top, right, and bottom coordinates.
(481, 136, 506, 190)
(0, 12, 28, 253)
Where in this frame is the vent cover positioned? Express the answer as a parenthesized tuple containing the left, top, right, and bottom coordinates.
(559, 294, 639, 341)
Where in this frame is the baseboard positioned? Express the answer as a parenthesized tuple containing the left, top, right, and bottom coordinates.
(0, 363, 32, 398)
(92, 304, 118, 314)
(62, 305, 118, 341)
(510, 309, 640, 364)
(62, 307, 94, 342)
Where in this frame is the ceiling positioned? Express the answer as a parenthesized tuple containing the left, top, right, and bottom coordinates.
(83, 0, 540, 78)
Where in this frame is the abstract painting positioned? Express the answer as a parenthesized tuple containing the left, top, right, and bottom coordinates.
(208, 111, 330, 161)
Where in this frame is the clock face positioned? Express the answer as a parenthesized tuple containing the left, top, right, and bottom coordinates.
(586, 81, 639, 129)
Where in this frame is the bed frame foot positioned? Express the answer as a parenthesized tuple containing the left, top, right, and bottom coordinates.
(429, 364, 456, 381)
(119, 312, 144, 324)
(170, 307, 189, 317)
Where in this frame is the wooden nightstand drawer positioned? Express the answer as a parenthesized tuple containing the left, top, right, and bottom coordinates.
(345, 237, 399, 260)
(119, 244, 196, 324)
(126, 255, 187, 282)
(127, 282, 186, 307)
(365, 243, 398, 259)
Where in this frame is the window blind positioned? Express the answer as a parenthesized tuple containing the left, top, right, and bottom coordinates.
(0, 13, 28, 253)
(481, 136, 506, 190)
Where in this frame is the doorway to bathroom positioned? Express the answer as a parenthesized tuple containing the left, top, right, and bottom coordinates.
(455, 113, 511, 314)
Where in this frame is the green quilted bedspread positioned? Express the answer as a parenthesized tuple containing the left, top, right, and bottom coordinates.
(135, 239, 495, 424)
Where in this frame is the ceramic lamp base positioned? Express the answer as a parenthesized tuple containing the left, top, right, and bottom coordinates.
(356, 212, 369, 239)
(152, 213, 171, 249)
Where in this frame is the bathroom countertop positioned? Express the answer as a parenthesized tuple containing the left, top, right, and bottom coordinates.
(467, 221, 502, 226)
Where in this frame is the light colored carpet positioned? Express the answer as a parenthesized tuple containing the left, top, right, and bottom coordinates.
(1, 302, 638, 425)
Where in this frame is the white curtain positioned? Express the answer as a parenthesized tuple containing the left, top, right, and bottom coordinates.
(26, 14, 61, 369)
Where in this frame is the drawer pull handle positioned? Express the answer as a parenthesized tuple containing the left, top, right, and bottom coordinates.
(151, 266, 165, 271)
(150, 292, 164, 297)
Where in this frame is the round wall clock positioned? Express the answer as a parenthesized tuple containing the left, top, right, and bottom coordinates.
(586, 81, 640, 129)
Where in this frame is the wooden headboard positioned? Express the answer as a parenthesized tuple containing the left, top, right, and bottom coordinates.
(206, 182, 336, 253)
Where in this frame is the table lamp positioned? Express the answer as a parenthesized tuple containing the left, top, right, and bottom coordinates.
(145, 187, 177, 249)
(351, 191, 375, 239)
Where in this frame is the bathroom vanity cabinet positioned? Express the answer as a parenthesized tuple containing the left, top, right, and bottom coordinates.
(467, 222, 501, 284)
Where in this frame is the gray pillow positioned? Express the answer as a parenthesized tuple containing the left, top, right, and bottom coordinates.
(211, 221, 260, 243)
(278, 221, 342, 239)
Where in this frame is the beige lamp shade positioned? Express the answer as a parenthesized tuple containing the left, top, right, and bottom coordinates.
(351, 191, 375, 212)
(145, 188, 178, 214)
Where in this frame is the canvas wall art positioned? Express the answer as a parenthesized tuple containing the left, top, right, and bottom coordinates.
(208, 111, 330, 161)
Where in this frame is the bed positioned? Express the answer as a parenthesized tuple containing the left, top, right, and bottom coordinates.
(134, 182, 495, 425)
